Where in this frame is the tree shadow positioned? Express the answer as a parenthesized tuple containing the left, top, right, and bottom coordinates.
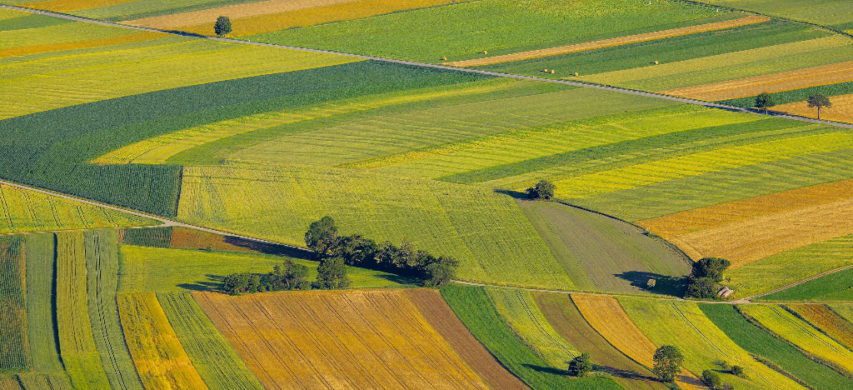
(375, 273, 419, 285)
(494, 188, 530, 200)
(177, 274, 225, 292)
(163, 30, 207, 38)
(614, 271, 687, 297)
(522, 364, 567, 375)
(223, 235, 314, 259)
(594, 365, 658, 381)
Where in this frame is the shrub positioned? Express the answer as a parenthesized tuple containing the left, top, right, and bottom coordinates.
(568, 353, 592, 377)
(702, 370, 722, 389)
(526, 180, 555, 200)
(730, 365, 744, 377)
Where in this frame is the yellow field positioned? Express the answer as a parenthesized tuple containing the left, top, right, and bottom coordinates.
(128, 0, 454, 37)
(665, 61, 853, 101)
(786, 304, 853, 348)
(740, 305, 853, 373)
(118, 293, 207, 390)
(640, 180, 853, 264)
(773, 93, 853, 123)
(448, 15, 769, 67)
(22, 0, 130, 12)
(194, 289, 490, 389)
(0, 32, 155, 59)
(572, 294, 703, 389)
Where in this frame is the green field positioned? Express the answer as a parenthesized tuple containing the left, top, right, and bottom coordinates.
(441, 284, 620, 389)
(700, 0, 853, 28)
(721, 82, 853, 108)
(701, 304, 851, 389)
(0, 236, 26, 373)
(519, 200, 689, 294)
(760, 268, 852, 301)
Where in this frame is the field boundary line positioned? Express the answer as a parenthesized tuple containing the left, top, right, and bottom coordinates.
(746, 265, 853, 301)
(1, 4, 851, 130)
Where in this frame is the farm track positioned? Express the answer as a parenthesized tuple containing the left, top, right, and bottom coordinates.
(2, 4, 851, 130)
(0, 176, 848, 305)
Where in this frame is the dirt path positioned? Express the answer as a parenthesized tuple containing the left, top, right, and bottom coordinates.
(2, 3, 851, 130)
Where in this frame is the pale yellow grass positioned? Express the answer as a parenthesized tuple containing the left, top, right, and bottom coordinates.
(118, 293, 207, 390)
(666, 61, 853, 101)
(663, 197, 853, 266)
(23, 0, 131, 12)
(127, 0, 355, 29)
(194, 290, 489, 389)
(572, 294, 701, 388)
(0, 32, 155, 58)
(448, 16, 769, 67)
(773, 93, 853, 123)
(640, 180, 853, 262)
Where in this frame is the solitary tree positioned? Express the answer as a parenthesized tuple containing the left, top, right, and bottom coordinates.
(702, 370, 722, 389)
(422, 256, 458, 287)
(527, 180, 555, 200)
(653, 345, 683, 382)
(314, 257, 350, 289)
(214, 16, 232, 37)
(305, 216, 339, 257)
(568, 353, 593, 377)
(807, 94, 832, 119)
(754, 93, 774, 113)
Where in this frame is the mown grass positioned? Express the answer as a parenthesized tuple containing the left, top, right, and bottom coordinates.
(0, 236, 27, 373)
(700, 304, 851, 389)
(441, 284, 620, 389)
(728, 235, 852, 299)
(23, 233, 64, 376)
(158, 293, 263, 390)
(255, 0, 731, 63)
(486, 20, 825, 77)
(84, 230, 143, 389)
(722, 82, 853, 107)
(119, 245, 411, 292)
(700, 0, 853, 26)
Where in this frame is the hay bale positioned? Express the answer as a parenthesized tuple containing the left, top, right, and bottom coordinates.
(482, 50, 488, 55)
(543, 68, 549, 73)
(441, 56, 448, 61)
(573, 72, 579, 77)
(654, 60, 659, 65)
(549, 69, 556, 74)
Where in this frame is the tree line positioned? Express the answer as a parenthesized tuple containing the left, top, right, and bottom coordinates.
(221, 256, 351, 295)
(305, 216, 458, 287)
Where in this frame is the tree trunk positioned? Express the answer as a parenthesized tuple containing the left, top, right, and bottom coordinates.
(817, 106, 821, 120)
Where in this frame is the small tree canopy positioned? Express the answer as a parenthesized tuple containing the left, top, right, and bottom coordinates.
(214, 16, 232, 37)
(305, 216, 339, 257)
(568, 353, 593, 377)
(653, 345, 683, 382)
(314, 257, 350, 289)
(754, 93, 774, 111)
(527, 180, 555, 200)
(731, 365, 744, 377)
(691, 257, 730, 282)
(807, 94, 832, 119)
(423, 256, 458, 287)
(702, 370, 722, 389)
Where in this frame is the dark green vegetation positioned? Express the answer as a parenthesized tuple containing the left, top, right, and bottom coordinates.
(685, 257, 731, 299)
(314, 257, 350, 289)
(527, 180, 555, 200)
(721, 82, 853, 108)
(520, 201, 689, 294)
(0, 61, 486, 216)
(214, 16, 232, 37)
(652, 345, 683, 383)
(568, 353, 592, 377)
(442, 285, 621, 389)
(761, 268, 853, 301)
(0, 14, 70, 31)
(0, 236, 26, 372)
(221, 259, 311, 294)
(485, 21, 826, 77)
(700, 304, 851, 389)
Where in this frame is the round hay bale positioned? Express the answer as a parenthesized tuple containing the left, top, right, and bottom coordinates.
(654, 60, 659, 65)
(573, 72, 579, 77)
(550, 69, 556, 74)
(483, 50, 488, 55)
(441, 56, 448, 61)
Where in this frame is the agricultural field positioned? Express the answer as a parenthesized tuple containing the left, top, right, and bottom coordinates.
(0, 1, 851, 389)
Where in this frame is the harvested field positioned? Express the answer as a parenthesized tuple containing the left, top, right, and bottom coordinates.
(405, 289, 526, 390)
(448, 16, 769, 67)
(0, 31, 155, 58)
(739, 305, 853, 374)
(195, 289, 490, 389)
(786, 304, 853, 348)
(571, 295, 657, 368)
(534, 293, 662, 390)
(701, 304, 851, 390)
(20, 0, 132, 13)
(118, 292, 207, 389)
(773, 93, 853, 123)
(639, 180, 853, 264)
(665, 60, 853, 101)
(126, 0, 357, 28)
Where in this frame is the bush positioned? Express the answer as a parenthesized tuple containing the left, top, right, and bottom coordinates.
(314, 257, 350, 289)
(702, 370, 722, 389)
(731, 365, 744, 377)
(526, 180, 555, 200)
(567, 353, 592, 377)
(222, 259, 309, 294)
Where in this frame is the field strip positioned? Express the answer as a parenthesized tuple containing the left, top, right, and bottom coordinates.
(2, 3, 850, 129)
(126, 0, 358, 29)
(0, 30, 154, 58)
(772, 93, 853, 123)
(786, 304, 853, 348)
(665, 60, 853, 101)
(19, 0, 132, 13)
(446, 15, 770, 67)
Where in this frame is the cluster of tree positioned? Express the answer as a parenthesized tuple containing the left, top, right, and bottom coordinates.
(221, 258, 349, 295)
(755, 92, 832, 119)
(701, 362, 743, 390)
(305, 216, 458, 287)
(527, 180, 555, 200)
(685, 257, 731, 299)
(567, 353, 592, 377)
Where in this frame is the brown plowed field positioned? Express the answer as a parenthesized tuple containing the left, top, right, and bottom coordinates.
(665, 61, 853, 101)
(194, 289, 492, 389)
(447, 16, 769, 67)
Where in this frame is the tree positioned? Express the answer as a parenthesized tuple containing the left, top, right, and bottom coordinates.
(652, 345, 683, 382)
(305, 216, 339, 257)
(691, 257, 730, 282)
(568, 353, 593, 377)
(807, 94, 831, 120)
(702, 370, 722, 389)
(754, 93, 774, 113)
(214, 16, 232, 37)
(730, 365, 744, 377)
(314, 257, 350, 289)
(527, 180, 555, 200)
(422, 256, 458, 287)
(268, 259, 310, 290)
